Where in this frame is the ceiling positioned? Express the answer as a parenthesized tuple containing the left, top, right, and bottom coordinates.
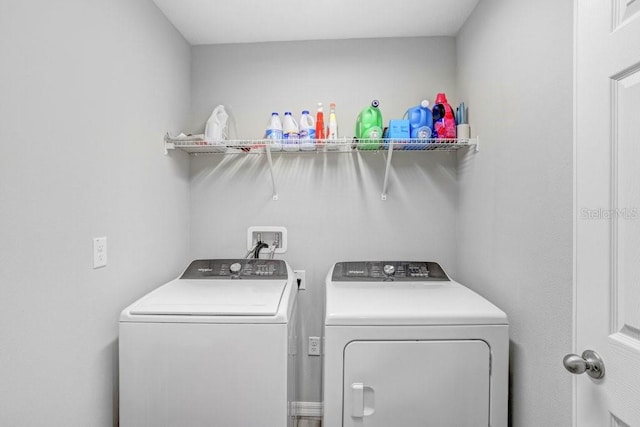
(152, 0, 480, 45)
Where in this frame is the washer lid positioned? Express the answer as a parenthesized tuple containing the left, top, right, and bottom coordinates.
(128, 278, 288, 317)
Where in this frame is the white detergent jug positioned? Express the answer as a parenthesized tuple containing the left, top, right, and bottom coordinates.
(205, 105, 229, 150)
(282, 112, 300, 152)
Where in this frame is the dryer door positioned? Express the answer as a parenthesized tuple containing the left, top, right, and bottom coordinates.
(343, 340, 490, 427)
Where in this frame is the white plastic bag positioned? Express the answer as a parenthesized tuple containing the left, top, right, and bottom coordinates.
(204, 105, 229, 143)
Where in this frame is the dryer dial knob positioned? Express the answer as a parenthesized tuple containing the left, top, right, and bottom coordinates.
(229, 262, 242, 274)
(383, 264, 395, 276)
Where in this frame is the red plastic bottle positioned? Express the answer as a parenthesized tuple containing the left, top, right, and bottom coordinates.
(315, 102, 325, 140)
(432, 93, 457, 139)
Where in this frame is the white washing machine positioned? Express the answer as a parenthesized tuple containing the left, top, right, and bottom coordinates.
(119, 258, 298, 427)
(323, 261, 508, 427)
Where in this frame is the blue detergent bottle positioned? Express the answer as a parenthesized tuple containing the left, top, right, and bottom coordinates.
(405, 100, 433, 150)
(406, 100, 433, 138)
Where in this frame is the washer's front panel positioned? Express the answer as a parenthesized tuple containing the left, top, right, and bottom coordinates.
(342, 340, 490, 427)
(119, 322, 289, 427)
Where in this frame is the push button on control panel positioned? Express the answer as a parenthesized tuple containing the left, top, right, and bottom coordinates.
(408, 265, 430, 277)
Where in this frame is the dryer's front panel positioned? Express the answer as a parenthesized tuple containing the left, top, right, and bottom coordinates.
(343, 340, 490, 427)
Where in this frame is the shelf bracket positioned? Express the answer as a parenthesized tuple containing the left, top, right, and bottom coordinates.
(381, 141, 395, 201)
(265, 144, 279, 201)
(164, 133, 175, 155)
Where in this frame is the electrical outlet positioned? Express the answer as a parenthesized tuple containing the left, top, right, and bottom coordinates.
(308, 336, 321, 356)
(93, 236, 107, 269)
(294, 270, 306, 290)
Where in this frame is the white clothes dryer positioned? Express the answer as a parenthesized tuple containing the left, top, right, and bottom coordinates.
(119, 259, 298, 427)
(323, 261, 508, 427)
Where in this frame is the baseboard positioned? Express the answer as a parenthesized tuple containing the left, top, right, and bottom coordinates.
(291, 401, 324, 417)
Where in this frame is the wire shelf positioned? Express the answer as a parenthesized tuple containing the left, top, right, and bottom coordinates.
(163, 133, 479, 201)
(164, 134, 478, 155)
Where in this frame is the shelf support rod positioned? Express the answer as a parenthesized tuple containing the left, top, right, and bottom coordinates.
(381, 141, 394, 201)
(265, 144, 279, 201)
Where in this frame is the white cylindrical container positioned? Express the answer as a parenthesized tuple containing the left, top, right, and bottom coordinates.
(456, 124, 470, 140)
(282, 112, 299, 152)
(299, 110, 316, 151)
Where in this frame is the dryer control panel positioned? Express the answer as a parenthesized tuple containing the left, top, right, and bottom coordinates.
(181, 259, 288, 279)
(332, 261, 448, 282)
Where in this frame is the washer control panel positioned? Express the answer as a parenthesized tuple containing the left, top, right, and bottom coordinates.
(331, 261, 448, 282)
(181, 259, 288, 279)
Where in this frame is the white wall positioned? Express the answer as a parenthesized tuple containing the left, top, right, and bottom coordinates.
(0, 1, 191, 425)
(0, 2, 576, 423)
(190, 37, 458, 138)
(456, 1, 574, 426)
(189, 37, 460, 402)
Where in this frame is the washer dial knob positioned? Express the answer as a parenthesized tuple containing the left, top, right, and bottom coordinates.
(383, 264, 396, 276)
(229, 262, 242, 274)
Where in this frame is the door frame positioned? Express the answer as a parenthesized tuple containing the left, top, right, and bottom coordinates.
(571, 0, 579, 425)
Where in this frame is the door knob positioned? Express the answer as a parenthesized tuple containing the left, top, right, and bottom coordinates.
(563, 349, 605, 379)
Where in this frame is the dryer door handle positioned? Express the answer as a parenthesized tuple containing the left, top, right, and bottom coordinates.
(351, 383, 364, 417)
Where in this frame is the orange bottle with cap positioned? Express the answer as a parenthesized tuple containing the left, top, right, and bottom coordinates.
(315, 103, 325, 140)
